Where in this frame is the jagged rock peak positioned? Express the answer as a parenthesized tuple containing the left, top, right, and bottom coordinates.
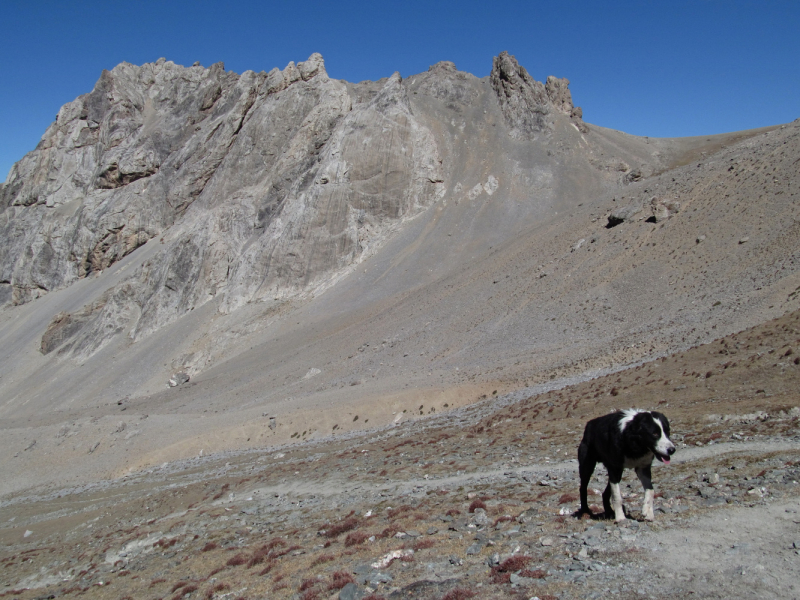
(490, 51, 584, 138)
(427, 60, 457, 73)
(370, 72, 409, 111)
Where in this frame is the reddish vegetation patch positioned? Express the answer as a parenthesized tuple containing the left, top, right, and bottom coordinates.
(170, 584, 198, 600)
(441, 588, 477, 600)
(468, 499, 487, 513)
(379, 524, 402, 538)
(328, 570, 356, 591)
(226, 553, 247, 567)
(519, 569, 547, 579)
(412, 538, 436, 551)
(205, 582, 230, 599)
(445, 508, 461, 517)
(558, 493, 578, 504)
(257, 560, 276, 576)
(489, 555, 533, 584)
(201, 541, 218, 552)
(387, 504, 413, 519)
(299, 578, 320, 592)
(345, 531, 370, 547)
(324, 516, 359, 538)
(492, 515, 513, 527)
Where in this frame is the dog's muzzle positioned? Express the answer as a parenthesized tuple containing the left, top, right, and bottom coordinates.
(655, 445, 676, 465)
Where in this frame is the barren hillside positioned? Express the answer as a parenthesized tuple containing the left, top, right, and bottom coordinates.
(1, 303, 798, 600)
(0, 50, 799, 598)
(0, 52, 797, 495)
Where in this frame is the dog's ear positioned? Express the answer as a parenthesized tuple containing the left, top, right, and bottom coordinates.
(627, 411, 648, 434)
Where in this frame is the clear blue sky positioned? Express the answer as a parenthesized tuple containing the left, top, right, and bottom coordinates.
(2, 0, 798, 182)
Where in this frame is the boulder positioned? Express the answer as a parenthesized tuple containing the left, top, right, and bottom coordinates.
(606, 204, 642, 228)
(650, 197, 681, 222)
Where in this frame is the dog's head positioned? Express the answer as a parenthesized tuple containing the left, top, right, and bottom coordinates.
(622, 410, 676, 464)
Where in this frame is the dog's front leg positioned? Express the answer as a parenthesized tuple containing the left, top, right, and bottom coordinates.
(636, 466, 655, 521)
(607, 468, 625, 522)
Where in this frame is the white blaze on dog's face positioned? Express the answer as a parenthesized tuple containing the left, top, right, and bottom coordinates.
(652, 413, 676, 463)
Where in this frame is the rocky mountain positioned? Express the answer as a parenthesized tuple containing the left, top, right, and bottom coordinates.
(0, 51, 797, 495)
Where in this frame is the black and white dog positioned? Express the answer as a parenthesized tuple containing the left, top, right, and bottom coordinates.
(578, 409, 676, 522)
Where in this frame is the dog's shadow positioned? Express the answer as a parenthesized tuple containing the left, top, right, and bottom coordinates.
(572, 507, 645, 522)
(573, 507, 606, 521)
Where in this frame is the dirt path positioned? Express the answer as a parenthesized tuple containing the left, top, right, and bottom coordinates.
(643, 497, 800, 599)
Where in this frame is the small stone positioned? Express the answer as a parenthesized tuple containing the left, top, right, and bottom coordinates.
(168, 372, 190, 387)
(472, 510, 489, 526)
(426, 527, 439, 535)
(465, 543, 482, 555)
(23, 530, 33, 538)
(540, 537, 554, 546)
(448, 555, 463, 566)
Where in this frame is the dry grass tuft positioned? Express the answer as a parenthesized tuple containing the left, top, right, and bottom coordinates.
(310, 553, 335, 567)
(387, 504, 413, 519)
(412, 538, 436, 551)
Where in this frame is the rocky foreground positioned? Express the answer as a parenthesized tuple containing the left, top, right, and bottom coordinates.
(2, 309, 799, 600)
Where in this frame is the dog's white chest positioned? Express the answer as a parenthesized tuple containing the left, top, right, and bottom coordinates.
(624, 452, 654, 469)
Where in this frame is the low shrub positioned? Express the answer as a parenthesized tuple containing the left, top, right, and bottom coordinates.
(441, 588, 476, 600)
(324, 517, 359, 538)
(328, 570, 355, 591)
(344, 531, 370, 547)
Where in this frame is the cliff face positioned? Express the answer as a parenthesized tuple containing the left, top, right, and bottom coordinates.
(0, 54, 452, 356)
(0, 52, 591, 359)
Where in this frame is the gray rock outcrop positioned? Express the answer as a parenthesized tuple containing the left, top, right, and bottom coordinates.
(606, 203, 643, 228)
(490, 51, 584, 139)
(2, 53, 445, 358)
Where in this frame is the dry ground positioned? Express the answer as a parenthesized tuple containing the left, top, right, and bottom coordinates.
(2, 309, 800, 599)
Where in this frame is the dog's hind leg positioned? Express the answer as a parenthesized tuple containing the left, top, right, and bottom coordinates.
(602, 482, 613, 518)
(636, 466, 655, 521)
(578, 441, 596, 516)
